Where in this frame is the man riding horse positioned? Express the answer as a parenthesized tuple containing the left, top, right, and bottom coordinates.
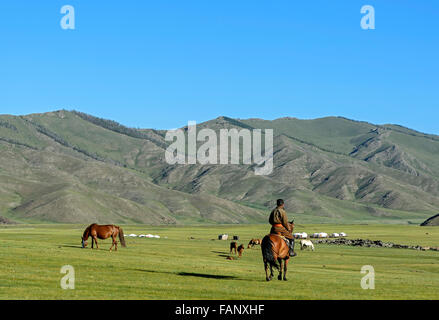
(269, 199, 296, 257)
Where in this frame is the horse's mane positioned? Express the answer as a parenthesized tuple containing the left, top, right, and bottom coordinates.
(82, 223, 96, 239)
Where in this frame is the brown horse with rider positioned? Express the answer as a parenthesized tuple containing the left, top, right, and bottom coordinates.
(261, 199, 296, 281)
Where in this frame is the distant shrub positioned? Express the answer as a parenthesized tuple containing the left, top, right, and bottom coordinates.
(72, 110, 167, 149)
(20, 117, 123, 166)
(0, 137, 37, 150)
(0, 120, 18, 131)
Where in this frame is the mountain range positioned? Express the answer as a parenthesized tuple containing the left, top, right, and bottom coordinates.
(1, 110, 438, 225)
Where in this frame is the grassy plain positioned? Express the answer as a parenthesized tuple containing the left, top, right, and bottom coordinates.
(0, 224, 438, 300)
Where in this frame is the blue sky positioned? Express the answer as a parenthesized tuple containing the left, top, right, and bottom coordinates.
(1, 1, 438, 133)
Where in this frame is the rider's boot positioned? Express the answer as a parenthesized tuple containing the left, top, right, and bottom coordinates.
(289, 239, 297, 257)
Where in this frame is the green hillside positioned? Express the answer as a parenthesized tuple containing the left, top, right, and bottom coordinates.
(1, 110, 438, 224)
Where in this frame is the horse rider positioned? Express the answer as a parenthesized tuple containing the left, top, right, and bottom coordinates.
(269, 199, 296, 257)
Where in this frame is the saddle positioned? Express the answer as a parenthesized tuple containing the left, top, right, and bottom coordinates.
(269, 223, 296, 256)
(271, 233, 291, 246)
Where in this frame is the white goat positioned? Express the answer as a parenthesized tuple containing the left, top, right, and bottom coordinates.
(300, 239, 315, 251)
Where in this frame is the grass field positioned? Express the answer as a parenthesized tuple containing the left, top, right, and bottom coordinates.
(1, 223, 438, 300)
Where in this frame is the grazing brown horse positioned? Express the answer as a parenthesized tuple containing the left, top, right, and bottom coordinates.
(230, 241, 238, 254)
(237, 244, 244, 258)
(247, 238, 262, 248)
(261, 221, 294, 281)
(81, 223, 126, 251)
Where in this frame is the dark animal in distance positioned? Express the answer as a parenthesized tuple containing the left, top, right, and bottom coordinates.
(81, 223, 126, 251)
(261, 221, 294, 281)
(230, 241, 238, 254)
(247, 238, 262, 248)
(237, 244, 244, 258)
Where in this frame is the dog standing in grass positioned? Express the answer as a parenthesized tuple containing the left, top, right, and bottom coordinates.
(230, 241, 238, 254)
(237, 244, 244, 258)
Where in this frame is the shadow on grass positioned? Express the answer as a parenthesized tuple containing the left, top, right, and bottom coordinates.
(211, 251, 229, 254)
(132, 269, 238, 280)
(59, 244, 114, 251)
(211, 250, 241, 258)
(58, 244, 83, 249)
(177, 272, 237, 279)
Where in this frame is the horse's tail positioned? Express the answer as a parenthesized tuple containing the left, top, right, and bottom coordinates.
(118, 227, 126, 247)
(261, 235, 279, 270)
